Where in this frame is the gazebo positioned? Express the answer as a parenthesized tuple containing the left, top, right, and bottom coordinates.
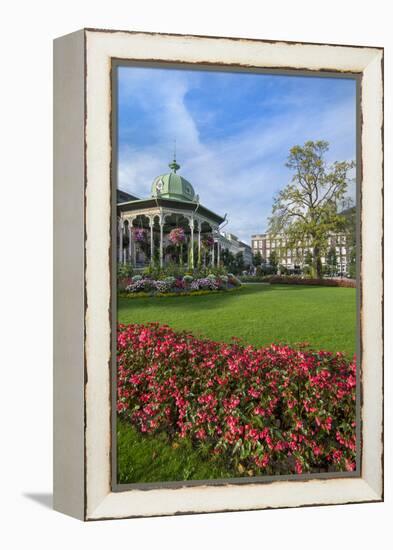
(117, 157, 226, 269)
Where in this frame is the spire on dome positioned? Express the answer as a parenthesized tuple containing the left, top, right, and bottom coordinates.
(168, 140, 180, 173)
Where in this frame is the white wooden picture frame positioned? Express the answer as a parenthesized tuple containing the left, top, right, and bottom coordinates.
(53, 28, 383, 521)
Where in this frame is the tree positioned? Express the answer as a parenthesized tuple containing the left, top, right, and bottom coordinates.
(341, 205, 356, 279)
(253, 250, 262, 266)
(348, 247, 356, 279)
(234, 251, 245, 274)
(304, 250, 313, 267)
(325, 246, 337, 277)
(302, 250, 313, 277)
(268, 141, 355, 278)
(268, 250, 278, 273)
(221, 248, 237, 273)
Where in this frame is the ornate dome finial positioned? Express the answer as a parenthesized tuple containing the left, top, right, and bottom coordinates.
(151, 146, 196, 202)
(168, 140, 180, 173)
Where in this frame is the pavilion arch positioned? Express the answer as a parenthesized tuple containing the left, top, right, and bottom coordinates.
(117, 157, 226, 270)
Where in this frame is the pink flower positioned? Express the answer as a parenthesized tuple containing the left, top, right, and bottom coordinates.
(294, 460, 303, 474)
(117, 322, 356, 476)
(168, 227, 186, 245)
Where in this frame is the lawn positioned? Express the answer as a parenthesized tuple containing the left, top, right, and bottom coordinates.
(117, 283, 356, 484)
(117, 420, 239, 484)
(118, 283, 356, 356)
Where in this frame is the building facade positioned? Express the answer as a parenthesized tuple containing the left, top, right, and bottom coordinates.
(251, 232, 350, 274)
(220, 232, 253, 267)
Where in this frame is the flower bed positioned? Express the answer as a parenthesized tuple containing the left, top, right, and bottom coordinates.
(118, 287, 243, 300)
(122, 273, 241, 296)
(117, 323, 356, 476)
(257, 275, 356, 288)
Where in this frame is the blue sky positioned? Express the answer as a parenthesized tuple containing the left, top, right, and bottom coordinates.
(117, 65, 357, 243)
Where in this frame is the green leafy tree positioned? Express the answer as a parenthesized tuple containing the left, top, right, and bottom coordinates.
(325, 246, 338, 277)
(304, 250, 313, 267)
(234, 251, 245, 274)
(221, 248, 236, 272)
(342, 205, 356, 279)
(302, 250, 313, 277)
(268, 250, 278, 274)
(253, 250, 262, 266)
(348, 247, 356, 279)
(268, 141, 355, 278)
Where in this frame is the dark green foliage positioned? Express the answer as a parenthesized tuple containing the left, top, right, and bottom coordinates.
(117, 263, 133, 279)
(221, 248, 246, 275)
(325, 246, 338, 277)
(268, 250, 278, 273)
(253, 250, 263, 266)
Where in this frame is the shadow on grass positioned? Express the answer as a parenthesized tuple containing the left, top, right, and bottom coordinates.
(118, 283, 346, 313)
(118, 285, 262, 312)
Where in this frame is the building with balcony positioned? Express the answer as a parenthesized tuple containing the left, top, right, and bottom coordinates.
(251, 232, 351, 274)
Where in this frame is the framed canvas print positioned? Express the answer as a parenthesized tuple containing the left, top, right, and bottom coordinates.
(53, 29, 384, 520)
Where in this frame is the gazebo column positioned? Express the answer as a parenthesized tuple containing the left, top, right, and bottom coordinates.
(211, 234, 215, 267)
(159, 218, 164, 268)
(197, 221, 201, 267)
(217, 237, 221, 267)
(189, 218, 194, 269)
(132, 224, 137, 266)
(118, 219, 123, 263)
(149, 216, 154, 266)
(128, 219, 133, 266)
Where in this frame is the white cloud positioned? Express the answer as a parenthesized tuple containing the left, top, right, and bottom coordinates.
(118, 70, 356, 243)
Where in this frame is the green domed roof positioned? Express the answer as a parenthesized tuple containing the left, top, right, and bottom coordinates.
(151, 158, 197, 202)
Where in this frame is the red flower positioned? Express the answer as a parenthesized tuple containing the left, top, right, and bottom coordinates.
(294, 460, 303, 474)
(117, 323, 356, 476)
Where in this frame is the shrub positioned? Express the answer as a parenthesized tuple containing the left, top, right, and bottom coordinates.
(118, 287, 243, 299)
(118, 323, 356, 476)
(118, 277, 133, 291)
(123, 272, 242, 295)
(183, 275, 194, 288)
(191, 277, 220, 291)
(266, 276, 356, 288)
(117, 264, 133, 279)
(126, 278, 154, 292)
(228, 274, 241, 287)
(161, 262, 184, 279)
(240, 275, 271, 283)
(153, 280, 173, 293)
(256, 265, 276, 276)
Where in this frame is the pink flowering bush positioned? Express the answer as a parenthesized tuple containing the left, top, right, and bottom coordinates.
(201, 234, 214, 248)
(190, 277, 220, 291)
(118, 323, 356, 476)
(124, 274, 240, 295)
(168, 227, 186, 245)
(132, 227, 147, 242)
